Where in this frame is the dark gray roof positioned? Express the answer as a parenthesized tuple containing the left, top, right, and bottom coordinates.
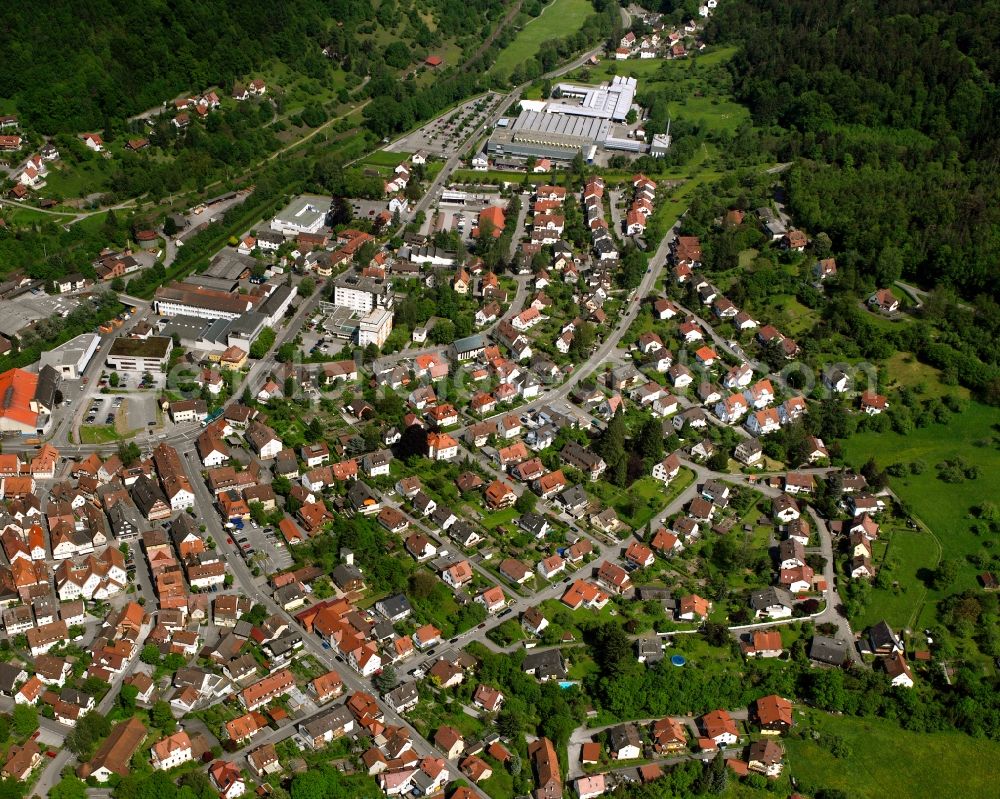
(809, 635, 849, 665)
(0, 662, 25, 693)
(375, 594, 412, 619)
(517, 513, 548, 536)
(522, 649, 566, 680)
(608, 723, 642, 752)
(558, 484, 589, 508)
(453, 333, 487, 354)
(331, 563, 363, 589)
(300, 704, 354, 738)
(130, 475, 168, 516)
(750, 587, 794, 611)
(386, 681, 418, 707)
(34, 364, 59, 412)
(868, 620, 901, 651)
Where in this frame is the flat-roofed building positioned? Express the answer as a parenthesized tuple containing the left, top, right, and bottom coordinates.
(357, 307, 393, 348)
(271, 196, 328, 236)
(332, 272, 393, 314)
(40, 333, 100, 379)
(106, 336, 172, 373)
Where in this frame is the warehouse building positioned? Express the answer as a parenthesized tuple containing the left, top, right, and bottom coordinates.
(158, 313, 268, 355)
(487, 76, 663, 162)
(154, 283, 262, 320)
(270, 196, 328, 236)
(39, 333, 100, 379)
(545, 76, 637, 121)
(488, 111, 612, 162)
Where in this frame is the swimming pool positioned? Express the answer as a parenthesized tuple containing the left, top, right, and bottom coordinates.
(558, 680, 579, 689)
(670, 655, 687, 667)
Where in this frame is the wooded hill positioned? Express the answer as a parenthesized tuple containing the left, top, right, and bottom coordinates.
(708, 0, 1000, 302)
(0, 0, 510, 134)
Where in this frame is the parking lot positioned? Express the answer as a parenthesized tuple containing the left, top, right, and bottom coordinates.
(229, 520, 293, 573)
(386, 93, 503, 157)
(300, 329, 350, 360)
(421, 189, 502, 240)
(120, 393, 159, 432)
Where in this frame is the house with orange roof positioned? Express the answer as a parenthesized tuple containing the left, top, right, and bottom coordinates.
(426, 432, 459, 461)
(412, 624, 442, 649)
(700, 709, 739, 745)
(625, 541, 655, 569)
(484, 479, 516, 510)
(534, 469, 566, 499)
(311, 670, 344, 704)
(460, 754, 493, 783)
(297, 501, 332, 533)
(442, 560, 473, 588)
(209, 759, 245, 799)
(150, 731, 192, 771)
(240, 669, 295, 711)
(475, 206, 506, 238)
(14, 676, 43, 706)
(561, 580, 609, 610)
(753, 694, 793, 733)
(677, 594, 712, 621)
(225, 711, 268, 744)
(476, 586, 506, 614)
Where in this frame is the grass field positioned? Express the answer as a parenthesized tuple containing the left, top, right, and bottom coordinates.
(41, 158, 112, 199)
(481, 507, 519, 530)
(80, 425, 121, 444)
(567, 46, 749, 135)
(855, 527, 939, 630)
(362, 150, 412, 167)
(492, 0, 595, 77)
(843, 401, 1000, 626)
(884, 351, 969, 399)
(754, 294, 817, 337)
(786, 711, 1000, 798)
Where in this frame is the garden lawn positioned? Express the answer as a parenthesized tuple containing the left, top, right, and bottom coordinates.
(492, 0, 595, 77)
(785, 711, 1000, 799)
(478, 763, 516, 799)
(571, 47, 749, 135)
(41, 158, 113, 199)
(4, 206, 75, 226)
(591, 470, 695, 529)
(753, 294, 817, 337)
(481, 507, 519, 530)
(842, 401, 1000, 626)
(854, 527, 939, 631)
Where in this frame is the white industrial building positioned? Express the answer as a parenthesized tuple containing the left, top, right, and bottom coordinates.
(487, 75, 666, 162)
(39, 333, 100, 379)
(153, 283, 260, 321)
(270, 196, 328, 236)
(546, 76, 637, 122)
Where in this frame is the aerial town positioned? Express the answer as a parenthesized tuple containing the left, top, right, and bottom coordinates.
(0, 1, 996, 799)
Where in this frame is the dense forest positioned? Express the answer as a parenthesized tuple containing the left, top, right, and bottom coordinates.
(704, 0, 1000, 302)
(0, 0, 509, 133)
